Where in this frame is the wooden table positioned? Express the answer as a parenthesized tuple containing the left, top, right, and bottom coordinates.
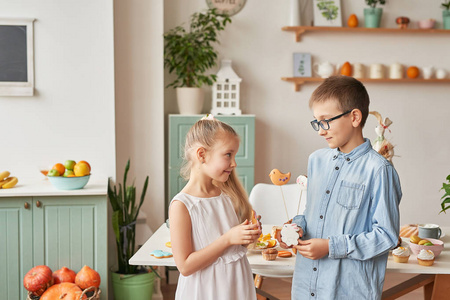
(130, 224, 450, 299)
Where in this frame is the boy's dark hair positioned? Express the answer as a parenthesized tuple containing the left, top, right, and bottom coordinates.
(309, 75, 370, 128)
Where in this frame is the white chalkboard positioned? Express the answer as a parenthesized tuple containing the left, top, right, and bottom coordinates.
(0, 18, 35, 96)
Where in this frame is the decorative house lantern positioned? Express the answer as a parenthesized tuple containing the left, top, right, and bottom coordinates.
(211, 59, 242, 115)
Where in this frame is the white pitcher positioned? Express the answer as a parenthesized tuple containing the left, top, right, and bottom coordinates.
(422, 66, 434, 79)
(313, 61, 335, 78)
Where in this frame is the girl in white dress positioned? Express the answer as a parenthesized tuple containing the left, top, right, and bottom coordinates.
(169, 115, 260, 300)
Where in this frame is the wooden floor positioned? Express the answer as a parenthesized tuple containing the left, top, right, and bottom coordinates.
(161, 273, 423, 299)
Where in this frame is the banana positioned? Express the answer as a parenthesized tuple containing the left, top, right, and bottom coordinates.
(0, 171, 10, 181)
(1, 177, 18, 189)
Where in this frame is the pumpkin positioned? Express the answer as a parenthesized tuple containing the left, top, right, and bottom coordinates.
(75, 265, 101, 289)
(23, 265, 54, 296)
(53, 267, 77, 284)
(40, 282, 87, 300)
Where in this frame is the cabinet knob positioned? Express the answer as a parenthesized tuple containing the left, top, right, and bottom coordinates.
(24, 202, 30, 209)
(36, 201, 42, 208)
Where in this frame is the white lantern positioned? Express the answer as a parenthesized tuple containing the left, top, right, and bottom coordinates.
(211, 59, 242, 115)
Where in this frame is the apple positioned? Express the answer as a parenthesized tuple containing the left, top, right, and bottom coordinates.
(64, 160, 76, 170)
(48, 169, 60, 177)
(63, 169, 75, 177)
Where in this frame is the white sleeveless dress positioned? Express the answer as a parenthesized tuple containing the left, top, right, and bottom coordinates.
(170, 192, 256, 300)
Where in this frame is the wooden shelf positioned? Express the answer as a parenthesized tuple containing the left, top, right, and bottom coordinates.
(282, 26, 450, 42)
(281, 77, 450, 92)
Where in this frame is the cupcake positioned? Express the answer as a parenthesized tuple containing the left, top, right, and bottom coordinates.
(392, 246, 410, 263)
(262, 248, 278, 261)
(417, 249, 435, 266)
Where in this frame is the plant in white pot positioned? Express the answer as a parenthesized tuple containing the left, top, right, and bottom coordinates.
(439, 174, 450, 213)
(442, 1, 450, 29)
(164, 9, 231, 115)
(364, 0, 386, 28)
(108, 159, 158, 300)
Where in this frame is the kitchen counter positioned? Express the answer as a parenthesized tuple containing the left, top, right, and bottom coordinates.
(0, 175, 108, 197)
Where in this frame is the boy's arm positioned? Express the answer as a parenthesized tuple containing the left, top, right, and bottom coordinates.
(328, 164, 402, 260)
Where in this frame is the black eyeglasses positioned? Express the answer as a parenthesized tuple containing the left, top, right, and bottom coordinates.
(310, 110, 353, 131)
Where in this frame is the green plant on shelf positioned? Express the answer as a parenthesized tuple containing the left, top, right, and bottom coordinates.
(365, 0, 386, 8)
(439, 174, 450, 214)
(317, 1, 339, 21)
(442, 1, 450, 10)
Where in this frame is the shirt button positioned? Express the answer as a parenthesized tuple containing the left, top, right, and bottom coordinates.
(326, 190, 330, 194)
(311, 293, 315, 297)
(335, 166, 339, 170)
(313, 267, 317, 271)
(320, 215, 323, 219)
(333, 155, 337, 159)
(346, 158, 350, 161)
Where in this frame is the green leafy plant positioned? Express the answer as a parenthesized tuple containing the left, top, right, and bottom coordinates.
(365, 0, 386, 8)
(317, 1, 339, 21)
(442, 1, 450, 10)
(440, 174, 450, 214)
(108, 159, 149, 274)
(164, 9, 231, 88)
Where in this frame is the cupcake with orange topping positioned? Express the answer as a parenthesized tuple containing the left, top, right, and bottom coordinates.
(392, 246, 410, 263)
(417, 249, 435, 266)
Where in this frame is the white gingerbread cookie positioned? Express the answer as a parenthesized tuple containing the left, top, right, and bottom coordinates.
(281, 223, 300, 247)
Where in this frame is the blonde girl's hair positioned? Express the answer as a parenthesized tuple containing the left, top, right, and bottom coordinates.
(180, 118, 252, 222)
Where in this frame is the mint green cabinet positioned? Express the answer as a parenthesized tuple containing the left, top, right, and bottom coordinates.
(168, 115, 255, 210)
(0, 196, 108, 300)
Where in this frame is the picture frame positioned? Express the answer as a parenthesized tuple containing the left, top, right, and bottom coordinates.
(0, 18, 36, 96)
(293, 53, 312, 78)
(313, 0, 342, 27)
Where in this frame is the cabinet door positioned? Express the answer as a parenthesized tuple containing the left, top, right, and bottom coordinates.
(169, 115, 255, 167)
(32, 196, 108, 300)
(0, 197, 33, 300)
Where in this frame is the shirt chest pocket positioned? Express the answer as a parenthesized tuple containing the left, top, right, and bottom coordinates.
(337, 180, 365, 210)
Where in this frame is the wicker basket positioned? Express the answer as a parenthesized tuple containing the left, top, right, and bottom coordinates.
(27, 287, 101, 300)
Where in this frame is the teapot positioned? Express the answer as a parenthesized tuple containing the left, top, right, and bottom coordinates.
(313, 61, 335, 78)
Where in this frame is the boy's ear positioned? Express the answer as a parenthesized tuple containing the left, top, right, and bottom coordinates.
(351, 109, 363, 127)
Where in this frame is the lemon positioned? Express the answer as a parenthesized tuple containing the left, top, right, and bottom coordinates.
(409, 235, 421, 244)
(418, 239, 431, 245)
(74, 162, 90, 177)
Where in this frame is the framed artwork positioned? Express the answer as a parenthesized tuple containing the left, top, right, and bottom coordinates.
(0, 18, 35, 96)
(313, 0, 342, 27)
(293, 53, 312, 77)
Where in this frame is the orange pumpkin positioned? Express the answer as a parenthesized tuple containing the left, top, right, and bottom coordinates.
(407, 66, 420, 79)
(340, 62, 352, 76)
(53, 267, 77, 284)
(75, 265, 101, 289)
(40, 283, 87, 300)
(347, 14, 359, 28)
(23, 265, 54, 296)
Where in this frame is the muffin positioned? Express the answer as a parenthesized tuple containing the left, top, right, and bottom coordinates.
(392, 246, 410, 263)
(417, 249, 435, 266)
(262, 248, 278, 261)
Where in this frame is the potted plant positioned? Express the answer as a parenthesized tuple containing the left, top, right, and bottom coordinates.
(442, 1, 450, 29)
(108, 159, 156, 300)
(364, 0, 386, 28)
(439, 174, 450, 213)
(164, 9, 231, 115)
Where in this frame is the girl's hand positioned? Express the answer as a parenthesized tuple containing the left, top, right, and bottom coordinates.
(294, 238, 329, 260)
(225, 219, 261, 246)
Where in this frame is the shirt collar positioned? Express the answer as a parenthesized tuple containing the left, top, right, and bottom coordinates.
(332, 138, 372, 163)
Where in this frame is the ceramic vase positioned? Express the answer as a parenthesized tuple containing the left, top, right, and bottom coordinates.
(364, 8, 383, 28)
(443, 10, 450, 30)
(176, 87, 204, 115)
(289, 0, 301, 26)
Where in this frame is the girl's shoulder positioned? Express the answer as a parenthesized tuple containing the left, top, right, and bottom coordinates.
(170, 192, 228, 209)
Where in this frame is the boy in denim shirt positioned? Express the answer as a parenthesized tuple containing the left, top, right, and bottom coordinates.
(281, 76, 402, 299)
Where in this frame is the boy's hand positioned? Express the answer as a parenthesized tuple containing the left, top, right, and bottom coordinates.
(294, 238, 329, 260)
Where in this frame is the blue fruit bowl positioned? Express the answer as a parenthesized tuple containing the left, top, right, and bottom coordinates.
(47, 175, 90, 190)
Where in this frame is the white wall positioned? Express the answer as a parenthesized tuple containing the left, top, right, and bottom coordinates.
(0, 0, 115, 179)
(164, 0, 450, 227)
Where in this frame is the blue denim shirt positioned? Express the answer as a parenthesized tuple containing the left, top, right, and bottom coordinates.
(292, 139, 402, 300)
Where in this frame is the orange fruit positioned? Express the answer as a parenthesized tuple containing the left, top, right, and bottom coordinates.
(407, 66, 419, 79)
(74, 162, 90, 177)
(52, 163, 66, 176)
(78, 160, 91, 171)
(267, 240, 277, 248)
(340, 62, 352, 76)
(347, 14, 358, 28)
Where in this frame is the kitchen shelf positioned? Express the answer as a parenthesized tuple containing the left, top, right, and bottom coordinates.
(282, 26, 450, 42)
(281, 77, 450, 92)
